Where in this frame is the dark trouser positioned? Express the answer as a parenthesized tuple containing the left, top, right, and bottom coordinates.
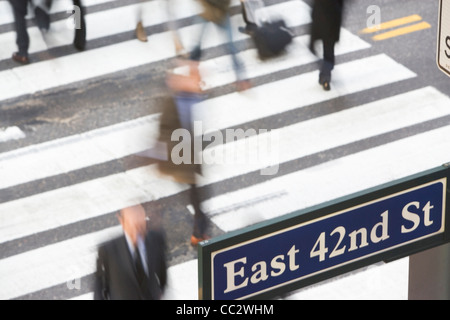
(319, 39, 336, 84)
(173, 93, 209, 238)
(190, 184, 208, 238)
(9, 0, 30, 57)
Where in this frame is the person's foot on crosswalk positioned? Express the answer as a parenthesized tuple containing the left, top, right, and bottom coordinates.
(136, 21, 148, 42)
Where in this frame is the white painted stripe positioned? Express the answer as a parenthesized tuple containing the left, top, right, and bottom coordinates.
(193, 54, 417, 133)
(0, 29, 370, 190)
(0, 164, 188, 244)
(286, 258, 409, 300)
(0, 114, 161, 190)
(0, 0, 310, 102)
(199, 87, 450, 184)
(0, 126, 26, 143)
(0, 226, 122, 300)
(5, 122, 449, 300)
(69, 259, 199, 300)
(163, 259, 199, 300)
(0, 0, 118, 26)
(0, 0, 238, 62)
(69, 257, 199, 300)
(1, 88, 448, 248)
(68, 258, 409, 300)
(0, 1, 17, 26)
(193, 28, 370, 90)
(0, 224, 198, 300)
(206, 124, 450, 232)
(0, 57, 424, 244)
(69, 292, 94, 300)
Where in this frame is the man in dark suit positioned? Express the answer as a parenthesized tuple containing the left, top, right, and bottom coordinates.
(94, 205, 167, 300)
(309, 0, 344, 91)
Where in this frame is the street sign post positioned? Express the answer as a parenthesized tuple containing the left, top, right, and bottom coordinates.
(198, 164, 450, 300)
(438, 0, 450, 76)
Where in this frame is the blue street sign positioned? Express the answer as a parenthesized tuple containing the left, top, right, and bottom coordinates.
(199, 165, 450, 300)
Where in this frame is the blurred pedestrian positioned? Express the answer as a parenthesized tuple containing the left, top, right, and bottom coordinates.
(190, 0, 251, 92)
(309, 0, 344, 91)
(94, 205, 167, 300)
(8, 0, 51, 64)
(165, 58, 210, 246)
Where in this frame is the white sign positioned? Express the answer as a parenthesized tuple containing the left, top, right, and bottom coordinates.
(438, 0, 450, 76)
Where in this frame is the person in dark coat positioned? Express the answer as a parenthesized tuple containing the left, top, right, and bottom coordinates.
(309, 0, 344, 91)
(94, 205, 168, 300)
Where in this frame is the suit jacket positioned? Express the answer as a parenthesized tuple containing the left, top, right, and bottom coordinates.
(94, 230, 167, 300)
(311, 0, 344, 44)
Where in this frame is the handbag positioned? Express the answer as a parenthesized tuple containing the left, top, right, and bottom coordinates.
(205, 0, 231, 12)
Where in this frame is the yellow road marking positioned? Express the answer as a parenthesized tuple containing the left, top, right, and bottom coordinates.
(360, 14, 423, 34)
(372, 21, 432, 41)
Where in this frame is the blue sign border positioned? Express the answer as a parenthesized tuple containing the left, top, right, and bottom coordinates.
(198, 164, 450, 300)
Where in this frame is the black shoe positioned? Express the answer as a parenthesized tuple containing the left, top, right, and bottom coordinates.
(319, 75, 331, 91)
(238, 24, 257, 36)
(190, 47, 202, 61)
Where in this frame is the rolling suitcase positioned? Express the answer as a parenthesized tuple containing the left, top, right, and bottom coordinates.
(243, 0, 293, 59)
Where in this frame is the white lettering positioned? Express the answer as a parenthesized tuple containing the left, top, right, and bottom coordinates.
(370, 210, 390, 243)
(223, 257, 249, 293)
(287, 245, 300, 271)
(401, 202, 421, 233)
(423, 201, 434, 227)
(250, 261, 268, 284)
(348, 228, 369, 252)
(270, 255, 285, 277)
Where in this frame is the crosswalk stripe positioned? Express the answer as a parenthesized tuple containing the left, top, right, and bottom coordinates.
(3, 122, 450, 300)
(0, 58, 429, 244)
(207, 124, 450, 232)
(194, 54, 417, 133)
(0, 53, 415, 203)
(0, 0, 203, 61)
(0, 164, 187, 244)
(0, 0, 118, 26)
(0, 114, 161, 190)
(287, 257, 410, 300)
(196, 28, 370, 90)
(0, 226, 122, 300)
(199, 86, 450, 184)
(1, 0, 448, 301)
(0, 0, 310, 102)
(0, 29, 369, 189)
(1, 85, 448, 251)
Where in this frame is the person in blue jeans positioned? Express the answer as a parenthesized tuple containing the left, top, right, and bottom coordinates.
(190, 0, 251, 92)
(166, 59, 210, 246)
